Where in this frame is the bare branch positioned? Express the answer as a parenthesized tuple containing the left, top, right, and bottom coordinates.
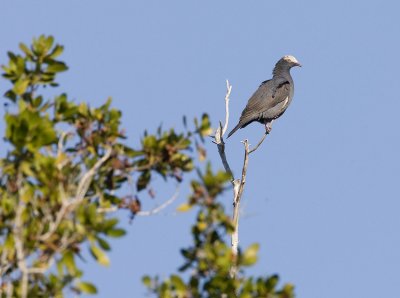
(214, 80, 234, 180)
(40, 147, 112, 242)
(222, 80, 232, 135)
(14, 175, 28, 298)
(137, 188, 179, 216)
(76, 147, 113, 201)
(215, 124, 234, 180)
(230, 140, 250, 278)
(6, 282, 13, 298)
(56, 131, 73, 169)
(249, 132, 268, 154)
(214, 81, 260, 279)
(27, 257, 55, 275)
(97, 206, 118, 214)
(0, 245, 10, 276)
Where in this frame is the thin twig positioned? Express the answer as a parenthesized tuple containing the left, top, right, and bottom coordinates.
(27, 257, 55, 275)
(137, 188, 180, 216)
(222, 80, 232, 135)
(215, 122, 234, 180)
(249, 132, 268, 154)
(96, 206, 118, 214)
(214, 80, 234, 180)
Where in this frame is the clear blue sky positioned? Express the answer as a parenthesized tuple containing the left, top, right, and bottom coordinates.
(1, 1, 400, 297)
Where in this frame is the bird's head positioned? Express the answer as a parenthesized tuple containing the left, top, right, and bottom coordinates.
(281, 55, 302, 68)
(273, 55, 301, 76)
(278, 55, 301, 67)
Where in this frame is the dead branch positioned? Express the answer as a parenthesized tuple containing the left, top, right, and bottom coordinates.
(214, 80, 266, 279)
(249, 132, 268, 154)
(14, 175, 28, 298)
(137, 188, 180, 216)
(229, 140, 250, 278)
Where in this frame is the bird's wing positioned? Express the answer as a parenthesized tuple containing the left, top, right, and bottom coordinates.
(238, 79, 291, 125)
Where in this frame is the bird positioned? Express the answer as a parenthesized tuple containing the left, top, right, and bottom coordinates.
(227, 55, 301, 138)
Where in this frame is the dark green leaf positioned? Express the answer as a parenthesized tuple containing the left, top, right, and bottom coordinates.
(106, 228, 126, 238)
(77, 281, 98, 294)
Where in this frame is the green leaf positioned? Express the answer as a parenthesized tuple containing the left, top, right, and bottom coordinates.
(62, 251, 78, 275)
(142, 276, 152, 287)
(44, 36, 55, 52)
(170, 275, 186, 291)
(46, 61, 68, 73)
(48, 44, 64, 59)
(13, 77, 29, 95)
(102, 218, 119, 230)
(19, 43, 33, 58)
(137, 171, 151, 191)
(90, 245, 110, 266)
(106, 228, 126, 238)
(4, 90, 17, 102)
(97, 237, 111, 251)
(199, 113, 212, 136)
(142, 135, 157, 149)
(77, 281, 98, 294)
(265, 274, 279, 291)
(177, 203, 193, 212)
(242, 243, 259, 266)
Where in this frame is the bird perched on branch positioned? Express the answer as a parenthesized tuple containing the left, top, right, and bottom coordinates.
(227, 55, 301, 138)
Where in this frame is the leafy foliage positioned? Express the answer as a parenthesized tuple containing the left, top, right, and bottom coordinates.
(0, 36, 210, 297)
(143, 166, 295, 298)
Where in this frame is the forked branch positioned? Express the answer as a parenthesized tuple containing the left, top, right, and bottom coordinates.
(213, 80, 266, 279)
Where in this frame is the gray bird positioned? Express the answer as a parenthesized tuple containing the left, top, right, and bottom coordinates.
(227, 55, 301, 138)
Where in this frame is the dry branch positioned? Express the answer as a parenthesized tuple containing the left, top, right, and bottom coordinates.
(214, 80, 267, 279)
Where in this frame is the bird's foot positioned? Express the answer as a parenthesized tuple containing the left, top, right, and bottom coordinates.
(265, 122, 273, 134)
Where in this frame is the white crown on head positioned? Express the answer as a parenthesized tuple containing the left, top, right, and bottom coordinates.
(282, 55, 300, 64)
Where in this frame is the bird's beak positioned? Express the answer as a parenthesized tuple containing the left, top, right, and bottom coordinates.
(296, 62, 302, 67)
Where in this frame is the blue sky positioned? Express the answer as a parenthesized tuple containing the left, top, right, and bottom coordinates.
(1, 1, 400, 297)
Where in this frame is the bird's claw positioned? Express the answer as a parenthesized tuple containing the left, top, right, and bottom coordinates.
(265, 123, 273, 134)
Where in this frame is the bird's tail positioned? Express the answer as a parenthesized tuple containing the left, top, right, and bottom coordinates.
(227, 123, 242, 138)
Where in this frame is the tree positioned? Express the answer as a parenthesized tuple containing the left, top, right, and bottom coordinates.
(0, 36, 210, 297)
(0, 36, 295, 297)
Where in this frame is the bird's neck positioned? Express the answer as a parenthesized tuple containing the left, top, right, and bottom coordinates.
(272, 64, 291, 79)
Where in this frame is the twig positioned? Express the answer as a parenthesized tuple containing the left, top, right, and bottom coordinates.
(249, 132, 268, 154)
(137, 188, 179, 216)
(222, 80, 232, 135)
(27, 257, 55, 274)
(76, 147, 113, 201)
(215, 122, 234, 180)
(213, 80, 234, 180)
(97, 206, 118, 214)
(56, 131, 73, 168)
